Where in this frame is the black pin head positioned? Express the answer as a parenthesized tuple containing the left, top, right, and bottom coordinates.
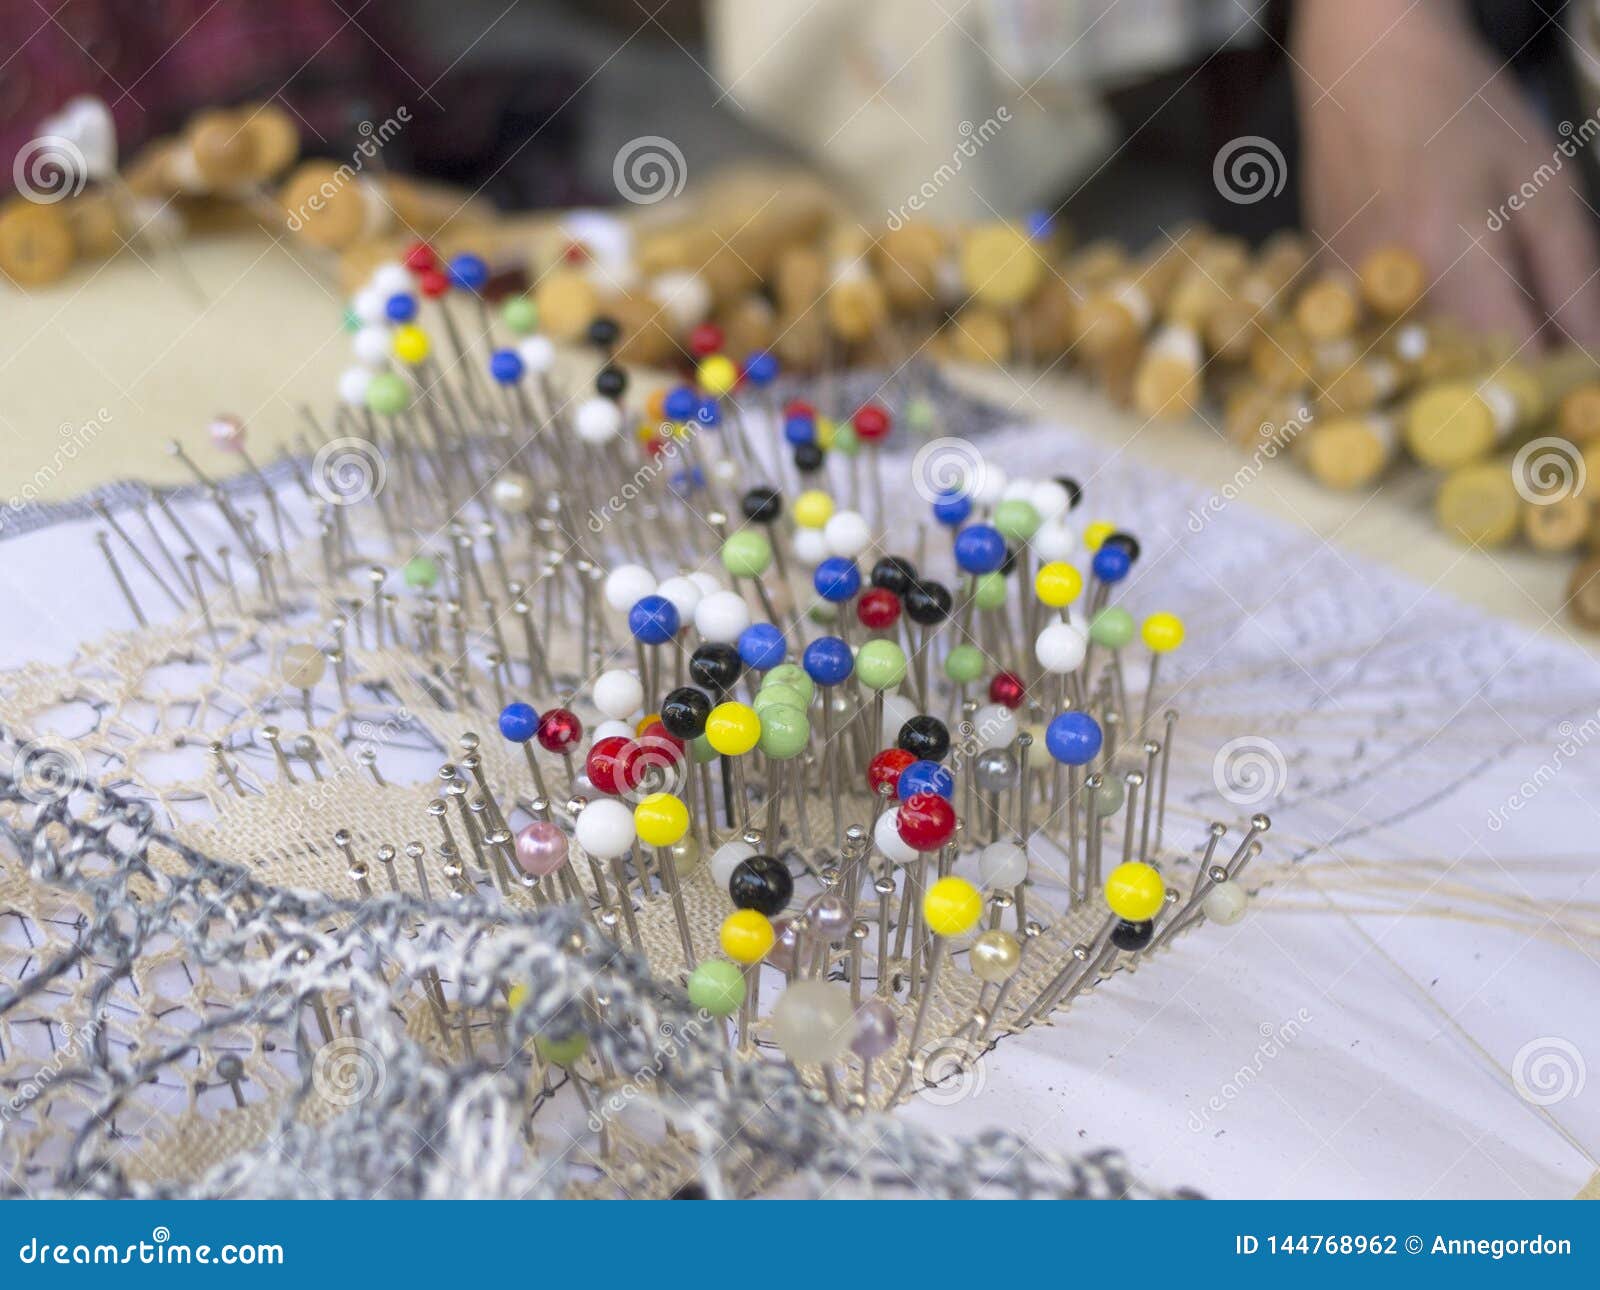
(728, 854, 794, 916)
(688, 642, 743, 695)
(587, 315, 621, 350)
(1110, 918, 1154, 952)
(793, 441, 825, 475)
(896, 714, 951, 762)
(904, 579, 952, 626)
(740, 486, 783, 524)
(1103, 531, 1141, 563)
(595, 364, 627, 399)
(871, 556, 918, 595)
(1055, 476, 1084, 510)
(659, 686, 713, 741)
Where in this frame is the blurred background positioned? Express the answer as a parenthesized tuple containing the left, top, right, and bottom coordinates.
(4, 1, 1598, 245)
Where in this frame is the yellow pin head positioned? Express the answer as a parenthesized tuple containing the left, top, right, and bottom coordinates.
(633, 792, 689, 848)
(1104, 861, 1166, 922)
(698, 355, 738, 397)
(793, 490, 834, 530)
(1034, 561, 1083, 608)
(720, 908, 775, 964)
(1142, 612, 1185, 653)
(1083, 520, 1115, 552)
(923, 876, 983, 937)
(705, 702, 761, 757)
(393, 324, 431, 366)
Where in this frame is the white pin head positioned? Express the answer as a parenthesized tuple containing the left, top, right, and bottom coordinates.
(517, 335, 556, 374)
(694, 590, 751, 643)
(594, 669, 645, 720)
(575, 396, 623, 444)
(603, 565, 656, 613)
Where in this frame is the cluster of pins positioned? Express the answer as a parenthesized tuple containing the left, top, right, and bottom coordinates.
(104, 238, 1271, 1134)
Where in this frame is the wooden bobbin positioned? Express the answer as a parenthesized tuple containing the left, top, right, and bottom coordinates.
(1303, 412, 1400, 490)
(1558, 382, 1600, 443)
(947, 305, 1012, 366)
(1293, 272, 1363, 343)
(959, 222, 1044, 311)
(875, 221, 945, 314)
(1435, 459, 1522, 547)
(1133, 324, 1204, 419)
(0, 198, 75, 287)
(1523, 491, 1592, 553)
(1358, 245, 1427, 318)
(1406, 352, 1595, 470)
(1566, 553, 1600, 630)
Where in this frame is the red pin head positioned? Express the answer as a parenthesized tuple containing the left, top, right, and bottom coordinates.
(418, 267, 450, 300)
(857, 587, 901, 631)
(897, 791, 956, 852)
(585, 736, 634, 796)
(853, 403, 891, 443)
(689, 323, 725, 358)
(536, 707, 583, 754)
(403, 241, 437, 273)
(988, 670, 1026, 710)
(867, 747, 915, 796)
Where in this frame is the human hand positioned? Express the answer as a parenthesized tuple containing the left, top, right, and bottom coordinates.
(1293, 0, 1600, 349)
